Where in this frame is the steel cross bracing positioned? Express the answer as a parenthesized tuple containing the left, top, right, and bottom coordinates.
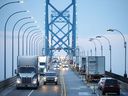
(45, 0, 76, 56)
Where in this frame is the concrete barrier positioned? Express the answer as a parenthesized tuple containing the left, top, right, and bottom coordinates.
(0, 76, 16, 90)
(105, 71, 128, 84)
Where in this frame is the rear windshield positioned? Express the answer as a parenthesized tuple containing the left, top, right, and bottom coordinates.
(105, 79, 118, 85)
(45, 72, 56, 76)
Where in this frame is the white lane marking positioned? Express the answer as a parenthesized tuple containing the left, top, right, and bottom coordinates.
(27, 90, 34, 96)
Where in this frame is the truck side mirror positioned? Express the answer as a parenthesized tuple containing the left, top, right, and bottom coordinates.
(15, 69, 17, 74)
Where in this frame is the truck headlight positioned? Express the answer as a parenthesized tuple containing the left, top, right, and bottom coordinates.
(32, 78, 37, 84)
(43, 77, 46, 81)
(55, 77, 58, 81)
(16, 78, 21, 84)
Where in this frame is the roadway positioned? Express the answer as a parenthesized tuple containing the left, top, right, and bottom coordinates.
(0, 66, 128, 96)
(64, 66, 128, 96)
(0, 76, 61, 96)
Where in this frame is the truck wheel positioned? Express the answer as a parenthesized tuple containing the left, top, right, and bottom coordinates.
(16, 86, 20, 90)
(37, 82, 39, 86)
(34, 86, 38, 89)
(44, 82, 46, 85)
(102, 91, 105, 95)
(117, 91, 120, 95)
(55, 82, 58, 85)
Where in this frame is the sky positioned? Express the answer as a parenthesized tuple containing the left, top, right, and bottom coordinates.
(0, 0, 128, 80)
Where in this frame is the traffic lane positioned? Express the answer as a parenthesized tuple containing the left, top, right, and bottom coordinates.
(70, 70, 128, 96)
(30, 84, 61, 96)
(0, 83, 61, 96)
(0, 85, 33, 96)
(62, 68, 97, 96)
(86, 80, 128, 96)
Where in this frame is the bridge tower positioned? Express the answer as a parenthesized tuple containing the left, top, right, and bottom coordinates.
(45, 0, 76, 57)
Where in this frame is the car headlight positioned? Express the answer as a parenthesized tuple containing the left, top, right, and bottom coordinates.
(16, 78, 21, 84)
(43, 77, 46, 81)
(32, 78, 37, 84)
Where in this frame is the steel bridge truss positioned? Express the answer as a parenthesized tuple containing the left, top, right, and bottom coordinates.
(45, 0, 76, 56)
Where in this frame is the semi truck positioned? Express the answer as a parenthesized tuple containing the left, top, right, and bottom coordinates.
(79, 57, 86, 75)
(15, 56, 40, 89)
(38, 56, 47, 75)
(85, 56, 105, 82)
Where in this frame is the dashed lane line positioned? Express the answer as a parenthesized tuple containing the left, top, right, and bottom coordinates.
(27, 90, 34, 96)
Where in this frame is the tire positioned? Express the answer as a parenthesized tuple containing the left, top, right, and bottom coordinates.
(55, 82, 58, 85)
(16, 87, 20, 90)
(102, 91, 105, 95)
(16, 86, 20, 90)
(117, 91, 120, 95)
(37, 81, 39, 86)
(44, 82, 46, 85)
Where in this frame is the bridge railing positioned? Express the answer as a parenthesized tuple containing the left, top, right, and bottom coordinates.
(105, 71, 128, 84)
(0, 76, 16, 90)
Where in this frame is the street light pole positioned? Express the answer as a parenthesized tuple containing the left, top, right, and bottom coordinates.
(31, 34, 43, 55)
(22, 26, 37, 55)
(94, 38, 103, 56)
(34, 37, 43, 55)
(4, 10, 27, 79)
(18, 21, 35, 56)
(12, 16, 31, 76)
(96, 36, 112, 72)
(0, 1, 23, 10)
(37, 40, 43, 55)
(29, 33, 42, 55)
(89, 38, 97, 56)
(107, 29, 127, 78)
(26, 29, 40, 55)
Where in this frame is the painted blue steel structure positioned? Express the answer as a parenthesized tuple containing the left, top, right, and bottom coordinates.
(45, 0, 76, 57)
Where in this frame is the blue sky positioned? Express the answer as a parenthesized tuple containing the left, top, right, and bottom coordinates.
(0, 0, 128, 80)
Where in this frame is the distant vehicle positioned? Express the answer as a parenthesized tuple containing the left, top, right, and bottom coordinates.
(62, 64, 69, 70)
(98, 77, 112, 89)
(53, 65, 60, 70)
(15, 56, 40, 89)
(100, 78, 120, 95)
(43, 71, 58, 85)
(85, 56, 105, 82)
(79, 57, 86, 75)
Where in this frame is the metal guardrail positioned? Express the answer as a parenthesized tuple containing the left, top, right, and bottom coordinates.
(105, 71, 128, 84)
(0, 76, 16, 90)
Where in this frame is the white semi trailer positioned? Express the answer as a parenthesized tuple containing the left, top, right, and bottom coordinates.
(38, 56, 47, 75)
(16, 56, 40, 89)
(86, 56, 105, 82)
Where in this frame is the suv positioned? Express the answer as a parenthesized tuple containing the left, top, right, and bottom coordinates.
(101, 78, 120, 95)
(98, 77, 112, 89)
(43, 71, 58, 85)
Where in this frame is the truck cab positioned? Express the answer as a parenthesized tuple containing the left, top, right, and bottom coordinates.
(16, 56, 40, 89)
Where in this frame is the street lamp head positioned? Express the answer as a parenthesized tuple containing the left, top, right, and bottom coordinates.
(26, 10, 30, 13)
(31, 16, 34, 19)
(96, 36, 101, 38)
(34, 21, 37, 23)
(107, 29, 114, 32)
(19, 0, 24, 3)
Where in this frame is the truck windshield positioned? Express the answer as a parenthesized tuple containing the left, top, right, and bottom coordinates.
(19, 67, 36, 73)
(40, 62, 45, 65)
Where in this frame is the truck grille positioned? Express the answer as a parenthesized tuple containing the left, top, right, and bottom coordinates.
(22, 77, 32, 84)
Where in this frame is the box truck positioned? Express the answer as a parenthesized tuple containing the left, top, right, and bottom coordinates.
(79, 57, 86, 75)
(16, 56, 40, 89)
(86, 56, 105, 82)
